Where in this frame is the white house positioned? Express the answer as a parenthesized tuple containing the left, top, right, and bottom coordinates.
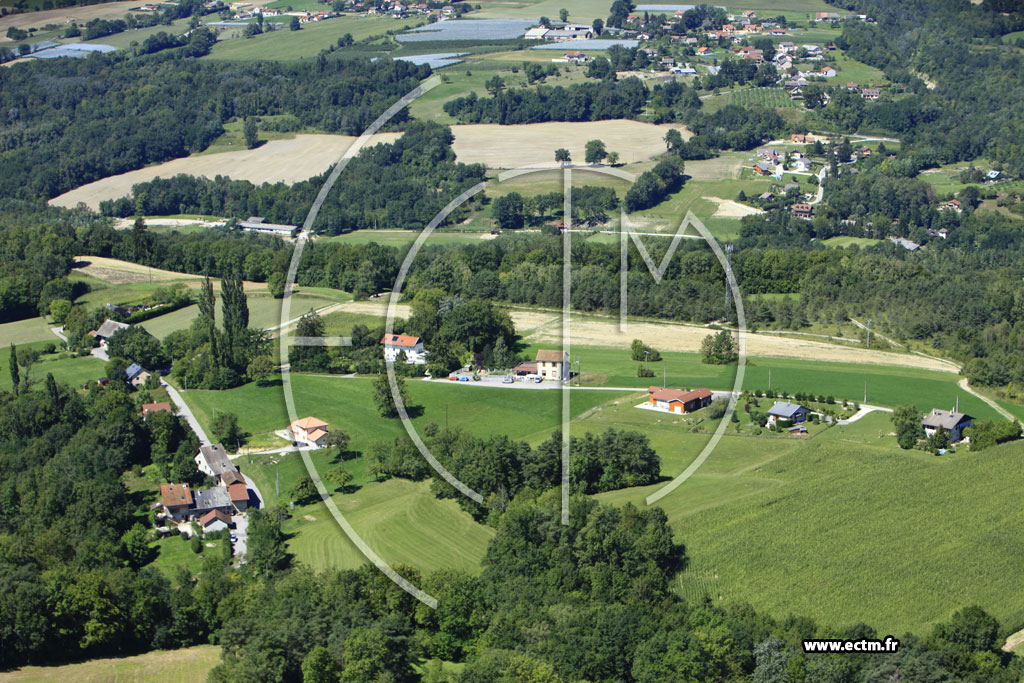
(290, 416, 330, 448)
(195, 443, 235, 478)
(380, 334, 428, 364)
(535, 349, 569, 381)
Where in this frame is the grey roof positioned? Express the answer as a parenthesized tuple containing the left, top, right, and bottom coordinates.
(192, 486, 233, 513)
(125, 363, 145, 380)
(768, 401, 808, 418)
(95, 319, 130, 339)
(921, 409, 972, 430)
(197, 443, 236, 476)
(889, 237, 920, 251)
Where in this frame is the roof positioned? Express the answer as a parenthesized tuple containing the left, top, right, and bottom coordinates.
(160, 483, 193, 508)
(922, 409, 973, 430)
(768, 401, 808, 418)
(228, 482, 249, 502)
(193, 486, 232, 512)
(649, 387, 713, 403)
(142, 401, 172, 415)
(792, 203, 812, 211)
(292, 416, 329, 430)
(221, 470, 245, 486)
(380, 334, 421, 348)
(535, 349, 567, 363)
(514, 361, 538, 372)
(199, 509, 232, 526)
(307, 428, 328, 442)
(197, 443, 236, 476)
(125, 363, 145, 380)
(93, 319, 130, 339)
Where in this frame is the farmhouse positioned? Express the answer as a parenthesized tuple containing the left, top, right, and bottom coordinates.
(792, 203, 813, 219)
(159, 483, 193, 520)
(512, 361, 538, 376)
(861, 88, 881, 100)
(192, 486, 234, 517)
(126, 363, 150, 388)
(290, 416, 330, 448)
(922, 409, 973, 442)
(142, 401, 172, 418)
(793, 158, 812, 172)
(939, 199, 962, 212)
(753, 163, 773, 176)
(89, 319, 130, 344)
(647, 387, 713, 414)
(535, 349, 569, 381)
(195, 443, 236, 478)
(767, 401, 810, 425)
(380, 334, 428, 364)
(564, 51, 588, 63)
(238, 217, 298, 237)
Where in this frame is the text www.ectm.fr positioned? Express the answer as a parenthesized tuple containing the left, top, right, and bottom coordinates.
(803, 637, 900, 654)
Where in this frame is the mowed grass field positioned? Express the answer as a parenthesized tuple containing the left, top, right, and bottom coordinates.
(203, 15, 425, 61)
(0, 645, 221, 683)
(600, 412, 1024, 634)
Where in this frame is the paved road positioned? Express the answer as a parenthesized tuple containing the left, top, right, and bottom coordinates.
(837, 404, 893, 425)
(90, 345, 109, 362)
(162, 379, 210, 444)
(50, 327, 68, 343)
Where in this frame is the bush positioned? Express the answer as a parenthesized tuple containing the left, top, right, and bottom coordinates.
(707, 397, 729, 420)
(637, 364, 655, 378)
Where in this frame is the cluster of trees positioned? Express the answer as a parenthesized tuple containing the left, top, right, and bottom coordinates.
(103, 122, 486, 234)
(370, 424, 660, 521)
(965, 419, 1023, 452)
(684, 104, 787, 152)
(0, 55, 430, 199)
(624, 156, 686, 211)
(492, 184, 620, 229)
(701, 329, 739, 365)
(442, 77, 649, 124)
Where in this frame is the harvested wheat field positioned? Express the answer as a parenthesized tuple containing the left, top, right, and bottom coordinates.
(449, 120, 689, 168)
(51, 121, 688, 210)
(0, 1, 141, 35)
(73, 256, 267, 290)
(526, 315, 956, 373)
(51, 134, 401, 210)
(685, 155, 745, 181)
(704, 197, 765, 218)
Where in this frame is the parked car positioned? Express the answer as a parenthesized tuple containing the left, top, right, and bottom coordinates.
(459, 376, 470, 382)
(448, 376, 459, 381)
(502, 376, 514, 384)
(533, 376, 543, 383)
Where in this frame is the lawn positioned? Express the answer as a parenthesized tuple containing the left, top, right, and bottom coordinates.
(0, 341, 105, 392)
(1, 645, 221, 683)
(600, 415, 1024, 634)
(0, 316, 59, 345)
(203, 15, 424, 61)
(81, 17, 193, 49)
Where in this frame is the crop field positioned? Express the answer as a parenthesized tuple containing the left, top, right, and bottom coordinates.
(705, 87, 800, 113)
(600, 417, 1024, 634)
(0, 644, 221, 683)
(823, 236, 883, 249)
(204, 15, 424, 60)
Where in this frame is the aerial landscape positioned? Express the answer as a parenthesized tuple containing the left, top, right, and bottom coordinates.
(2, 0, 1024, 680)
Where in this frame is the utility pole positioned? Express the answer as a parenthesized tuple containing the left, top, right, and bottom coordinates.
(768, 368, 772, 392)
(724, 244, 734, 310)
(645, 349, 650, 372)
(275, 466, 279, 498)
(864, 380, 867, 404)
(866, 318, 872, 348)
(663, 364, 666, 388)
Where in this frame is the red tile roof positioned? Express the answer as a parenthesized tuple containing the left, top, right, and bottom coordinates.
(648, 387, 713, 403)
(142, 401, 172, 416)
(160, 483, 193, 509)
(200, 509, 231, 526)
(228, 483, 249, 502)
(380, 334, 421, 348)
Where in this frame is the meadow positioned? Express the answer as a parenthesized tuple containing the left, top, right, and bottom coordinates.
(0, 645, 221, 683)
(601, 415, 1024, 634)
(707, 87, 800, 112)
(822, 235, 882, 249)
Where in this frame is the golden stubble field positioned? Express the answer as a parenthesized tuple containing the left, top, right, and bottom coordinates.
(51, 121, 690, 209)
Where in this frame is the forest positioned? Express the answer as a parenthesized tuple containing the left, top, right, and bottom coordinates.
(0, 54, 430, 199)
(2, 375, 1024, 682)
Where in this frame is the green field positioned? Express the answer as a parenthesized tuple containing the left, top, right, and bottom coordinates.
(1, 645, 221, 682)
(320, 230, 489, 247)
(711, 87, 800, 111)
(565, 346, 1001, 420)
(0, 316, 58, 345)
(0, 341, 105, 392)
(203, 15, 423, 61)
(822, 235, 883, 249)
(600, 413, 1024, 633)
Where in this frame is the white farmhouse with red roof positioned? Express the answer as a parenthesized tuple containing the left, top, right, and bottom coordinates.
(380, 334, 428, 364)
(290, 416, 330, 448)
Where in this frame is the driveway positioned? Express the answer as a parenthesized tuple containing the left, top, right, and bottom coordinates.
(161, 379, 210, 445)
(232, 513, 248, 560)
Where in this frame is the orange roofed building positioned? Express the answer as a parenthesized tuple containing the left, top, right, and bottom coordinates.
(290, 416, 330, 448)
(160, 483, 193, 520)
(380, 334, 427, 364)
(647, 387, 713, 414)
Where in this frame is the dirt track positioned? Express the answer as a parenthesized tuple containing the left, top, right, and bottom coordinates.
(51, 120, 688, 209)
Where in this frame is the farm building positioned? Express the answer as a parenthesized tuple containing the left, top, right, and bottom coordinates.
(89, 319, 130, 344)
(922, 409, 973, 443)
(199, 509, 232, 533)
(535, 349, 569, 381)
(381, 334, 428, 364)
(192, 486, 234, 518)
(290, 416, 330, 448)
(647, 387, 713, 414)
(238, 217, 297, 237)
(195, 443, 236, 478)
(767, 401, 810, 425)
(228, 483, 250, 512)
(791, 203, 813, 219)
